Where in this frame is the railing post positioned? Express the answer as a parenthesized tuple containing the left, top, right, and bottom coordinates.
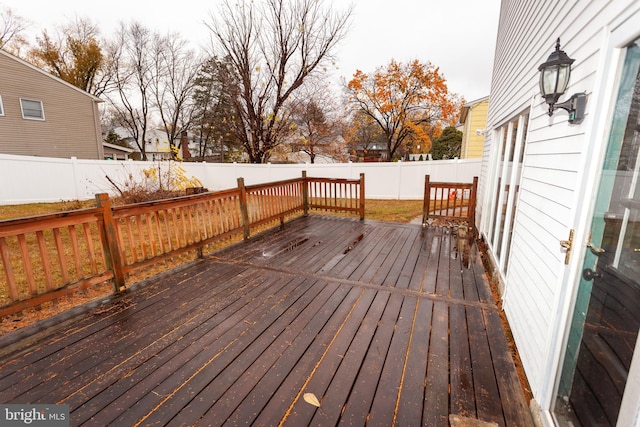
(469, 176, 478, 239)
(302, 171, 309, 216)
(95, 193, 126, 292)
(359, 173, 365, 221)
(422, 175, 431, 228)
(237, 177, 250, 240)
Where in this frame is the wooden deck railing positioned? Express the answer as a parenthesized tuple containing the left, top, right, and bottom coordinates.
(0, 173, 364, 317)
(422, 175, 478, 235)
(307, 173, 365, 220)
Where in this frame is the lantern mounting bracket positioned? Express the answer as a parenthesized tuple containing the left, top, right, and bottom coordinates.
(548, 92, 586, 124)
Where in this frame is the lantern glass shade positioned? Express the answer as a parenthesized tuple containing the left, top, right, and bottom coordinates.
(537, 38, 586, 123)
(538, 38, 575, 105)
(540, 63, 571, 102)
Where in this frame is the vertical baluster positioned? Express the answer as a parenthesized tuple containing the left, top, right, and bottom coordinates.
(67, 225, 83, 278)
(125, 217, 138, 263)
(82, 222, 98, 274)
(146, 212, 156, 257)
(137, 214, 148, 259)
(36, 230, 54, 290)
(17, 235, 36, 295)
(0, 237, 19, 301)
(52, 228, 69, 284)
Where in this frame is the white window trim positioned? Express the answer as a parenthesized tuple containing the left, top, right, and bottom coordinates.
(19, 98, 45, 121)
(0, 95, 4, 116)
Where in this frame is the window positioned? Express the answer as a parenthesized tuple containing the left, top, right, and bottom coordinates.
(20, 98, 45, 120)
(486, 111, 529, 274)
(0, 95, 4, 116)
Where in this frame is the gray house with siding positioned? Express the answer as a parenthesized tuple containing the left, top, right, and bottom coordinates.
(0, 49, 103, 159)
(479, 1, 640, 426)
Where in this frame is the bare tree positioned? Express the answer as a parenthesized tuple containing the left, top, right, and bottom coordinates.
(151, 34, 202, 158)
(0, 6, 29, 54)
(106, 22, 155, 160)
(206, 0, 352, 163)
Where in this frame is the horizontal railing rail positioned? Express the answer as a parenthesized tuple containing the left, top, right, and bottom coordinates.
(422, 175, 478, 235)
(0, 173, 364, 317)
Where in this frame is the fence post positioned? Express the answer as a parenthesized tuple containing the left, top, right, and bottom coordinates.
(95, 193, 126, 292)
(359, 173, 365, 221)
(469, 176, 478, 238)
(302, 171, 309, 216)
(237, 177, 250, 240)
(422, 175, 431, 228)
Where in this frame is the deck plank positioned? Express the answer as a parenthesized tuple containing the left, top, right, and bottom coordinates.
(395, 297, 433, 426)
(307, 290, 391, 426)
(423, 301, 450, 427)
(216, 281, 353, 426)
(360, 294, 417, 426)
(450, 303, 477, 418)
(467, 305, 504, 425)
(250, 286, 364, 427)
(339, 292, 404, 425)
(6, 264, 249, 401)
(0, 216, 533, 427)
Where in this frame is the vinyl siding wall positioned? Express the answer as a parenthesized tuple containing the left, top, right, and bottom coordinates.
(0, 52, 103, 159)
(480, 0, 640, 401)
(461, 99, 489, 159)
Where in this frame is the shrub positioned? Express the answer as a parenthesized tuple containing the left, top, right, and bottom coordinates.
(106, 162, 204, 205)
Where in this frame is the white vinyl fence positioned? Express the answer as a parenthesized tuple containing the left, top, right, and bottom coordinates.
(0, 153, 481, 205)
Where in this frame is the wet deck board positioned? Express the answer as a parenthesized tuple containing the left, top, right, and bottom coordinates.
(0, 215, 533, 426)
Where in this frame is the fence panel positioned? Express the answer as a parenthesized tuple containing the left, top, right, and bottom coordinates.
(0, 153, 481, 204)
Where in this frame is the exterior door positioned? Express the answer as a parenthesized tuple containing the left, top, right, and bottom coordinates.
(554, 38, 640, 426)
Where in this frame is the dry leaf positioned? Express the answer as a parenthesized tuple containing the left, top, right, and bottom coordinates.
(303, 392, 321, 407)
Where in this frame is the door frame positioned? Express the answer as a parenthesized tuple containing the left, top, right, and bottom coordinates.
(537, 8, 640, 426)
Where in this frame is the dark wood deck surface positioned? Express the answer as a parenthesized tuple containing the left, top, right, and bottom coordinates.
(0, 216, 533, 426)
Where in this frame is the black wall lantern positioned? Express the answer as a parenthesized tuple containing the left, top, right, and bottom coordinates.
(538, 38, 586, 124)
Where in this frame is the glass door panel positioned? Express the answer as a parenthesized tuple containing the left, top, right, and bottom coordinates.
(553, 38, 640, 427)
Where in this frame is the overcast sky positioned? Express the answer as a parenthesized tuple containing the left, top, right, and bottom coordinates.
(1, 0, 501, 102)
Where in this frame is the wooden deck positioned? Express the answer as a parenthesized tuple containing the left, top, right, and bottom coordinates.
(0, 216, 532, 427)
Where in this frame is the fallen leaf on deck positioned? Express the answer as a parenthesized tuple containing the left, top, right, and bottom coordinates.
(303, 392, 321, 407)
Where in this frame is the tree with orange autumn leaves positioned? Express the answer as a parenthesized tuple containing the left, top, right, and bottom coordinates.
(346, 59, 462, 161)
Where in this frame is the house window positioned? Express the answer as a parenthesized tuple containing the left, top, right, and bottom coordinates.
(20, 98, 45, 120)
(0, 95, 4, 116)
(487, 111, 529, 274)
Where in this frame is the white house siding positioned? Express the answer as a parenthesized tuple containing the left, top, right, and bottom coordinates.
(480, 0, 640, 413)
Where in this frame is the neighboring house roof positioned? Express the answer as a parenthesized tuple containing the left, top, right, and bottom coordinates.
(103, 142, 134, 154)
(459, 96, 490, 124)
